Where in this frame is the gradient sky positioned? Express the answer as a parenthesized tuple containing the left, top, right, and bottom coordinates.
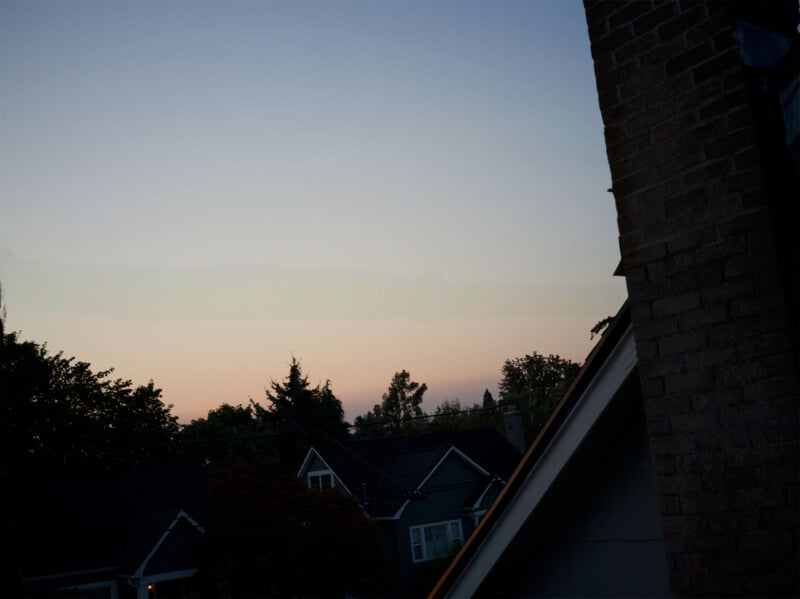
(0, 0, 627, 422)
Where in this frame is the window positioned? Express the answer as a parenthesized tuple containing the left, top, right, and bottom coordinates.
(307, 469, 334, 490)
(409, 520, 464, 563)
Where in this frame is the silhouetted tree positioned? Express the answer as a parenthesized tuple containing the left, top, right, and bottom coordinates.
(482, 388, 496, 409)
(200, 457, 391, 597)
(499, 352, 580, 441)
(426, 398, 468, 433)
(590, 315, 615, 339)
(0, 331, 179, 476)
(179, 403, 271, 464)
(354, 369, 427, 436)
(425, 397, 499, 434)
(251, 357, 348, 465)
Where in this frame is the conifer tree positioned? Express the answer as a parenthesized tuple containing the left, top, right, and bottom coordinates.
(253, 357, 348, 464)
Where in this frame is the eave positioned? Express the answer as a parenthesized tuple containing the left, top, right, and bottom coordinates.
(430, 301, 634, 598)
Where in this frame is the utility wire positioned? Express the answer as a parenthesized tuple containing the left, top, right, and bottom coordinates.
(319, 429, 411, 493)
(12, 393, 565, 457)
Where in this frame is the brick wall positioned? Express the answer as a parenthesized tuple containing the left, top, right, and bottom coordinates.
(584, 1, 799, 595)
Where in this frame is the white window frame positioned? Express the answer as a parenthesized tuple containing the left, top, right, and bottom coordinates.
(307, 469, 334, 491)
(409, 519, 464, 563)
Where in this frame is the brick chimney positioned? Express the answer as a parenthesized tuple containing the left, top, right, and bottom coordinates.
(584, 1, 799, 595)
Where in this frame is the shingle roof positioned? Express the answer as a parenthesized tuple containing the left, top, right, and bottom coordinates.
(307, 429, 521, 518)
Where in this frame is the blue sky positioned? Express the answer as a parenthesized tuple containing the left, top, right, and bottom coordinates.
(0, 0, 626, 421)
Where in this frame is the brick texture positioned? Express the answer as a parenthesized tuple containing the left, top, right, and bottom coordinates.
(584, 1, 799, 596)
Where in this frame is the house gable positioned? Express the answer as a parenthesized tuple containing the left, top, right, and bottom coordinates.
(131, 510, 205, 578)
(140, 513, 205, 577)
(13, 466, 212, 598)
(296, 447, 352, 496)
(387, 449, 496, 581)
(392, 447, 491, 520)
(298, 430, 520, 594)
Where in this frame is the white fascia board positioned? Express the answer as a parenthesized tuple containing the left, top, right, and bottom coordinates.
(444, 447, 491, 480)
(372, 514, 401, 521)
(22, 566, 118, 583)
(296, 447, 318, 477)
(394, 446, 491, 519)
(133, 511, 205, 578)
(471, 477, 503, 511)
(446, 326, 636, 598)
(140, 569, 199, 585)
(177, 509, 205, 534)
(298, 447, 354, 497)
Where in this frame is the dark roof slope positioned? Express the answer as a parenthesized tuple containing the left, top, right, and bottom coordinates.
(12, 465, 211, 581)
(309, 429, 521, 518)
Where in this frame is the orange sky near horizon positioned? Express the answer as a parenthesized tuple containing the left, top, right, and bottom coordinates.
(0, 0, 628, 423)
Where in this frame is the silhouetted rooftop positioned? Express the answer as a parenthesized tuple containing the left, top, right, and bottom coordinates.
(307, 428, 521, 518)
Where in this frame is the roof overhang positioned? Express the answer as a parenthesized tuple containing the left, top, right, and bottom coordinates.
(21, 566, 118, 584)
(469, 476, 505, 512)
(131, 510, 205, 579)
(296, 446, 354, 497)
(431, 302, 636, 598)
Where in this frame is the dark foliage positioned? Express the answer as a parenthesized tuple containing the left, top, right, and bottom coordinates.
(425, 398, 497, 434)
(499, 351, 581, 441)
(0, 331, 179, 476)
(200, 457, 391, 597)
(354, 369, 428, 437)
(590, 315, 615, 340)
(178, 403, 273, 465)
(251, 357, 349, 466)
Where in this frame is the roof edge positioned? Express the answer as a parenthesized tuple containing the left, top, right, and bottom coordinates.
(20, 566, 118, 584)
(394, 446, 493, 519)
(300, 445, 357, 499)
(131, 509, 205, 578)
(429, 300, 632, 599)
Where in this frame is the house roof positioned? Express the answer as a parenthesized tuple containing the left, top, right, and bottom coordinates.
(122, 508, 205, 577)
(300, 429, 521, 519)
(11, 465, 211, 582)
(430, 301, 635, 598)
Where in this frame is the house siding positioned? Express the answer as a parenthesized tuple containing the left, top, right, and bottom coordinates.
(477, 376, 669, 597)
(305, 454, 329, 475)
(394, 454, 487, 581)
(303, 453, 345, 489)
(584, 1, 799, 595)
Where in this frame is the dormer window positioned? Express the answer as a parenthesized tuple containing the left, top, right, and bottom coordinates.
(308, 469, 334, 491)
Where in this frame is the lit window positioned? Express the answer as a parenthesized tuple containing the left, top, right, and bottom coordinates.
(409, 520, 464, 563)
(307, 470, 334, 490)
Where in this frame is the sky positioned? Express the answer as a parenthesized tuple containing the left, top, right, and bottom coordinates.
(0, 0, 627, 422)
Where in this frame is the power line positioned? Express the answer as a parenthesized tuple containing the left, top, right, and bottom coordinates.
(319, 430, 412, 493)
(351, 393, 564, 429)
(7, 393, 566, 460)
